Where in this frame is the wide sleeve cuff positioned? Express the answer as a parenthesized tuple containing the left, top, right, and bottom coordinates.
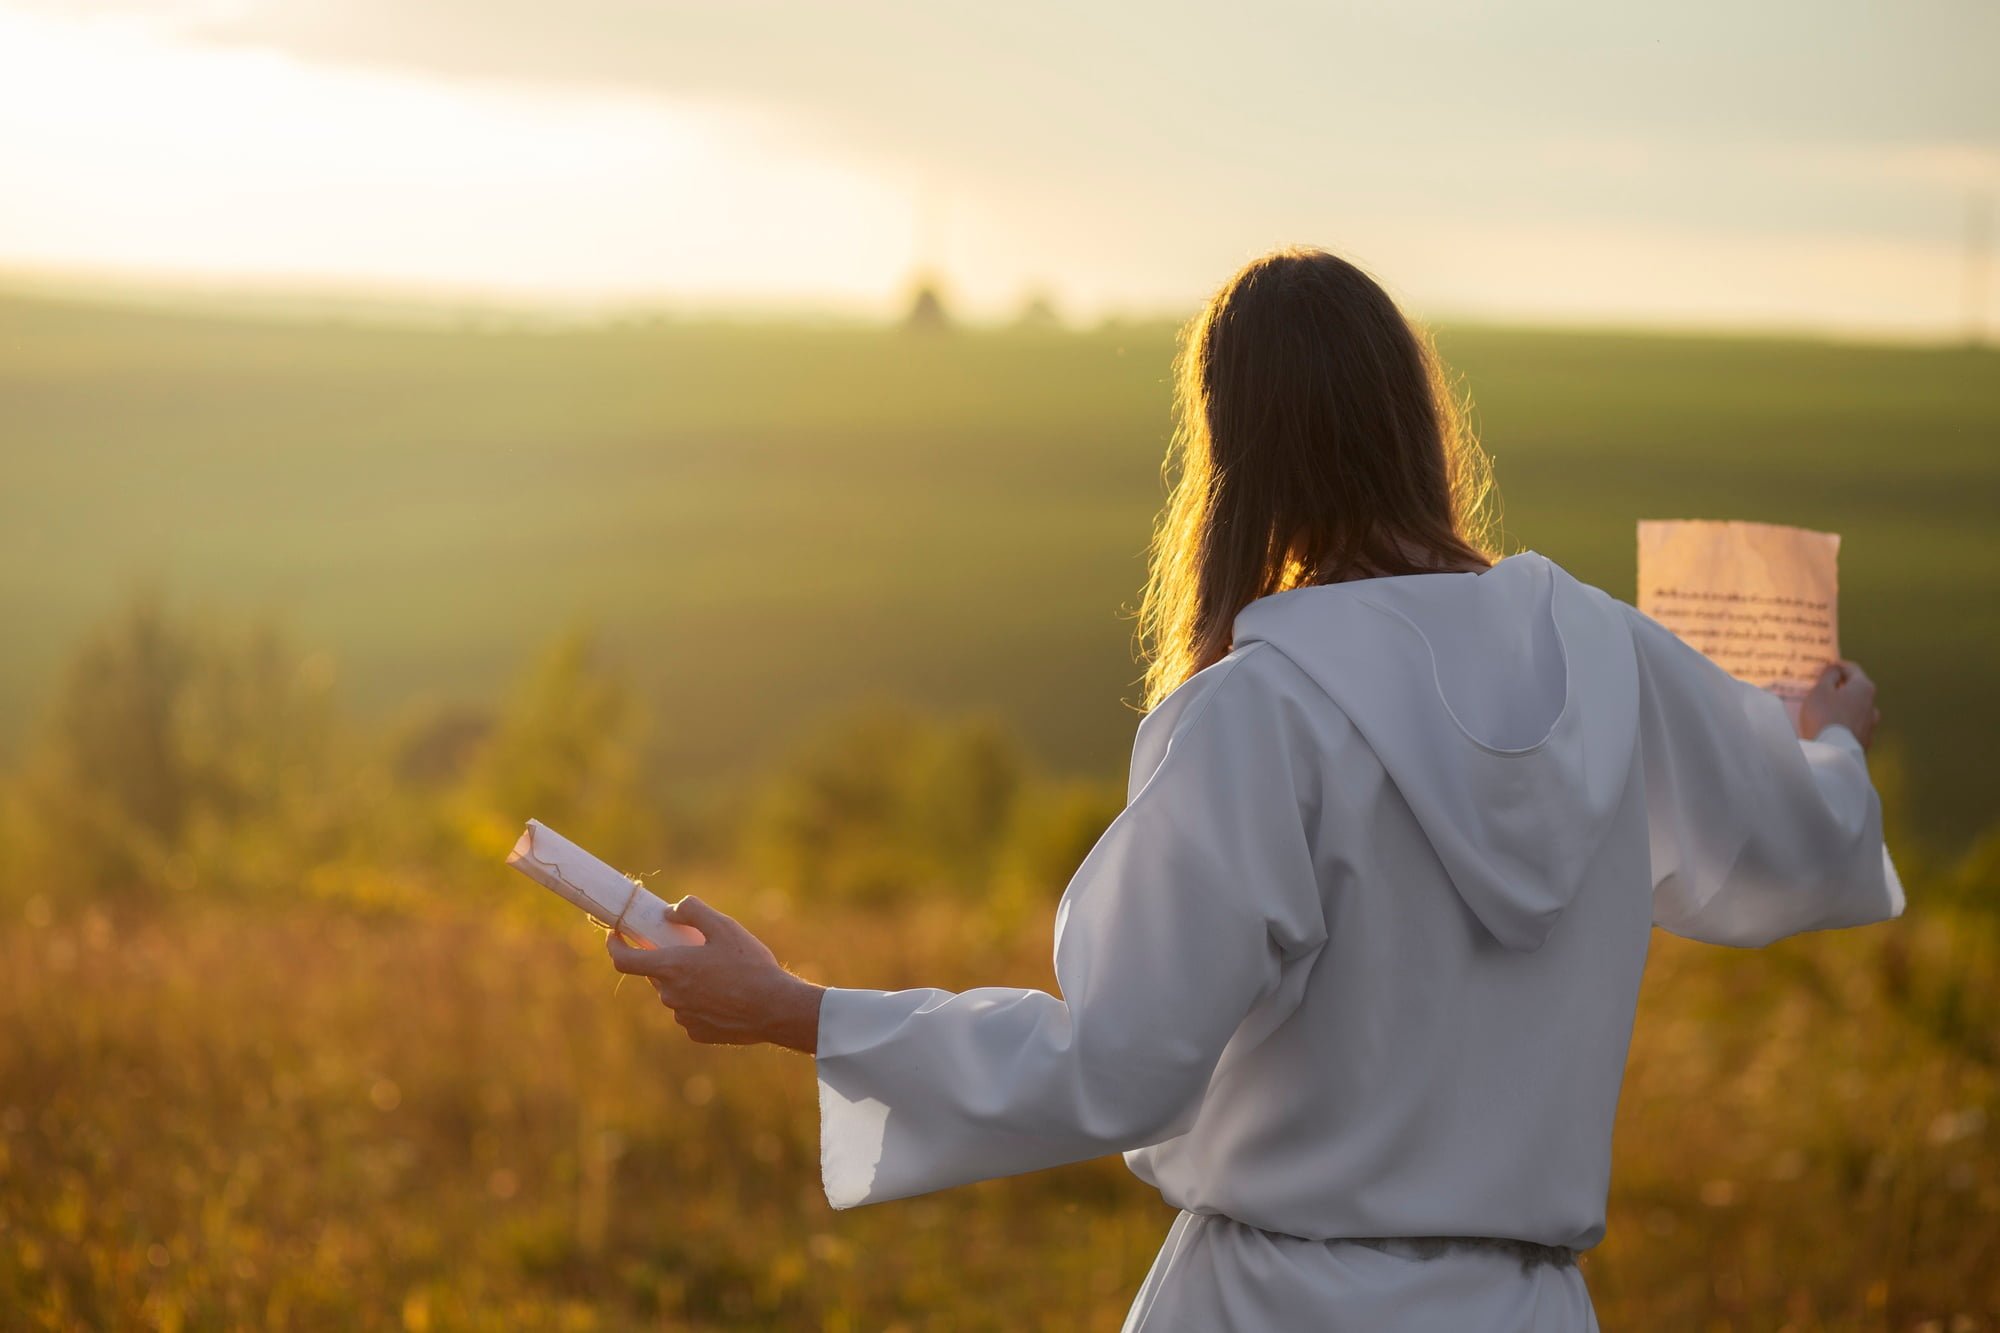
(1882, 846, 1908, 918)
(813, 987, 921, 1210)
(1800, 724, 1907, 922)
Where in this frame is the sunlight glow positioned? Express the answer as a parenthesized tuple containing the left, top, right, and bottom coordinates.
(0, 8, 918, 309)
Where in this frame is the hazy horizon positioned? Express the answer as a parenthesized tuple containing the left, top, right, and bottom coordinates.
(8, 261, 1995, 350)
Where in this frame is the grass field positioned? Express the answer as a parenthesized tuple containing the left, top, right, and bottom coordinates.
(4, 874, 1997, 1330)
(1, 292, 1994, 846)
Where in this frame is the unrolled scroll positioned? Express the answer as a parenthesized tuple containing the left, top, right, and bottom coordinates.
(1637, 519, 1840, 724)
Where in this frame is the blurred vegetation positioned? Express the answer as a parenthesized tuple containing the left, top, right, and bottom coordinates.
(0, 593, 1995, 1330)
(1, 595, 346, 908)
(1, 294, 1994, 847)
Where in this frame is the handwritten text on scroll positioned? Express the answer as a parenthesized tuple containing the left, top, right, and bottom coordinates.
(1637, 519, 1840, 721)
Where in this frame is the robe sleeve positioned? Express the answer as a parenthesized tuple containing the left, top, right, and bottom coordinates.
(1628, 609, 1905, 948)
(813, 643, 1327, 1210)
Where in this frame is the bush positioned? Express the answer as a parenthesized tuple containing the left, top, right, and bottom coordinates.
(0, 602, 663, 932)
(987, 777, 1127, 931)
(740, 704, 1027, 906)
(0, 593, 343, 907)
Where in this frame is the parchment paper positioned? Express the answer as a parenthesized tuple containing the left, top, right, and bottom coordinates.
(1637, 519, 1840, 724)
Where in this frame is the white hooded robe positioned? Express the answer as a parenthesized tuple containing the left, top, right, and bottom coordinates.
(812, 550, 1904, 1330)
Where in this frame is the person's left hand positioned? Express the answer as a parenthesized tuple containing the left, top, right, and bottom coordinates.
(606, 897, 824, 1054)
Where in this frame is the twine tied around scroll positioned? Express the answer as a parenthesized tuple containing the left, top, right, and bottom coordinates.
(584, 874, 646, 944)
(585, 874, 649, 994)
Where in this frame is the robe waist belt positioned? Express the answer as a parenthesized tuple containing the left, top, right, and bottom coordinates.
(1195, 1214, 1579, 1273)
(1337, 1234, 1579, 1272)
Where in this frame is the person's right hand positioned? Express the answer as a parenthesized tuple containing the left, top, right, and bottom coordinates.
(1798, 659, 1879, 750)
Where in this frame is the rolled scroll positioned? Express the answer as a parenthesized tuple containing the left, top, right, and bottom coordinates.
(506, 820, 704, 948)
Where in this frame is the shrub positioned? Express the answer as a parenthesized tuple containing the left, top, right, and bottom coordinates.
(740, 704, 1026, 906)
(0, 593, 343, 906)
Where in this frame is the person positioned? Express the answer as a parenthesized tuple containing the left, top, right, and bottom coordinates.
(607, 247, 1903, 1330)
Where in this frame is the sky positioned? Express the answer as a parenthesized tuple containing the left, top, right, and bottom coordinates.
(0, 0, 1995, 333)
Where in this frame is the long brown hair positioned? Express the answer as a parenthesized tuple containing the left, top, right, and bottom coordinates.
(1136, 247, 1498, 710)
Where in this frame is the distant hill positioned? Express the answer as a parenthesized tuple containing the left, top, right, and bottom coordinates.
(1, 289, 1993, 847)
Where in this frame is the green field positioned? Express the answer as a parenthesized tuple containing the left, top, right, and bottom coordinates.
(1, 292, 1994, 847)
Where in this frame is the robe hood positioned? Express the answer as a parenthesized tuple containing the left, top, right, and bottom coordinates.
(1232, 552, 1640, 951)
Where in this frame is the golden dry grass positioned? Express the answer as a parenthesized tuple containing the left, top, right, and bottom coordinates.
(4, 864, 1995, 1331)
